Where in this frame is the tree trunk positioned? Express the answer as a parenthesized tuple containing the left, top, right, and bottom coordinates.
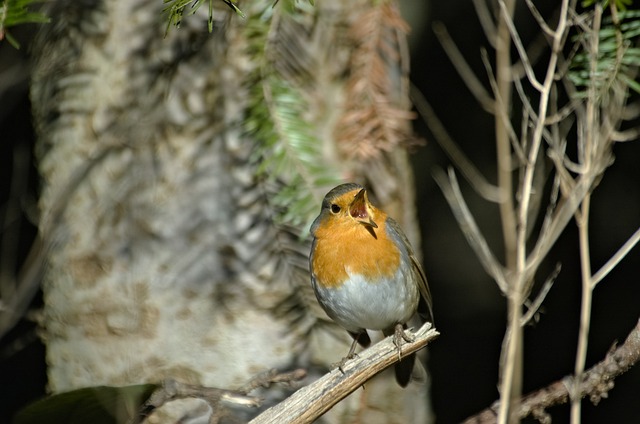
(30, 0, 431, 422)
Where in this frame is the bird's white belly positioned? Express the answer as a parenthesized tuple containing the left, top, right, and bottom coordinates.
(314, 266, 419, 332)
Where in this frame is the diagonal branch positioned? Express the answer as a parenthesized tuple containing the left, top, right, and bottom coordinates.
(463, 318, 640, 424)
(250, 323, 439, 424)
(471, 0, 497, 47)
(524, 0, 554, 37)
(411, 86, 502, 203)
(525, 173, 595, 280)
(520, 263, 560, 326)
(434, 168, 508, 292)
(480, 49, 527, 164)
(592, 226, 640, 288)
(497, 0, 544, 92)
(433, 22, 495, 113)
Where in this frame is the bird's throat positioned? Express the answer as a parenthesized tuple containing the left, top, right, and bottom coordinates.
(350, 201, 378, 229)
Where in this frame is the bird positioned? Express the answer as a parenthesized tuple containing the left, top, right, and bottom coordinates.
(309, 182, 433, 387)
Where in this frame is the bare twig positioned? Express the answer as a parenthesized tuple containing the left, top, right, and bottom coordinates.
(432, 22, 495, 113)
(471, 0, 497, 47)
(512, 78, 562, 150)
(592, 226, 640, 288)
(463, 318, 640, 424)
(511, 29, 554, 82)
(524, 0, 554, 37)
(410, 86, 502, 202)
(250, 323, 439, 424)
(434, 168, 507, 292)
(525, 173, 595, 280)
(497, 0, 543, 92)
(612, 128, 640, 142)
(572, 193, 593, 424)
(518, 0, 571, 276)
(480, 49, 527, 164)
(494, 0, 518, 274)
(520, 263, 560, 326)
(493, 2, 519, 421)
(571, 10, 601, 420)
(433, 1, 636, 423)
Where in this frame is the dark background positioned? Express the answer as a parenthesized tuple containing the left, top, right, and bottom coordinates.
(1, 1, 639, 423)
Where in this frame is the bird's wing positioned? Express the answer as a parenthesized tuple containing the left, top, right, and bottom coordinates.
(410, 253, 434, 324)
(385, 217, 434, 324)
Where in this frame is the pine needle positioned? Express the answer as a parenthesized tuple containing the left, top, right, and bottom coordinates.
(334, 2, 418, 159)
(244, 4, 340, 231)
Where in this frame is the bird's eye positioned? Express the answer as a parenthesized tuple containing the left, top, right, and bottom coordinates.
(330, 204, 341, 214)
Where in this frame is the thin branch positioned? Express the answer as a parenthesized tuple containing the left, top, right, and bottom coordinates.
(497, 0, 544, 92)
(572, 194, 593, 424)
(499, 299, 523, 424)
(432, 22, 495, 113)
(544, 100, 577, 125)
(518, 0, 570, 205)
(621, 101, 639, 121)
(493, 2, 519, 422)
(511, 29, 553, 82)
(410, 85, 503, 202)
(512, 77, 559, 151)
(537, 170, 563, 243)
(516, 0, 570, 276)
(434, 168, 508, 292)
(472, 0, 497, 48)
(481, 49, 527, 164)
(493, 0, 517, 273)
(521, 0, 572, 279)
(592, 226, 640, 288)
(611, 128, 640, 142)
(249, 323, 439, 424)
(520, 263, 560, 326)
(524, 0, 554, 37)
(463, 318, 640, 424)
(525, 173, 595, 280)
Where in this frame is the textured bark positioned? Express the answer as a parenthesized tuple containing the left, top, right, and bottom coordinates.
(30, 0, 430, 422)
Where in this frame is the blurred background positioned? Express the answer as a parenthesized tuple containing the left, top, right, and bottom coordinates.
(1, 0, 639, 422)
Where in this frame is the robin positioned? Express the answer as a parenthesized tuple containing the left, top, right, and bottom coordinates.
(309, 182, 433, 387)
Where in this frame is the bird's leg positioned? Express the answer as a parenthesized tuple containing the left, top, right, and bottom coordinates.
(336, 334, 362, 374)
(393, 323, 415, 361)
(346, 335, 360, 359)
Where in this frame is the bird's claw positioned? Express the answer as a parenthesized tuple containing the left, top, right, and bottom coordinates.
(332, 353, 358, 374)
(393, 324, 415, 361)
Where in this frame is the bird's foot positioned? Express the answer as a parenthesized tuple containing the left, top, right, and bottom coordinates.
(332, 353, 358, 374)
(393, 324, 415, 361)
(332, 333, 363, 373)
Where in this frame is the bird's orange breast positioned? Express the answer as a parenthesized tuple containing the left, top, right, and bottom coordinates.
(312, 215, 401, 288)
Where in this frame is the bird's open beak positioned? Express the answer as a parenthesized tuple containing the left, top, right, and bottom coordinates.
(349, 189, 378, 228)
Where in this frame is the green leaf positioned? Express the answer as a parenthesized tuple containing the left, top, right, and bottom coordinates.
(1, 0, 49, 48)
(569, 5, 640, 100)
(620, 73, 640, 94)
(222, 0, 245, 18)
(163, 0, 245, 36)
(13, 384, 158, 424)
(243, 4, 340, 233)
(582, 0, 635, 10)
